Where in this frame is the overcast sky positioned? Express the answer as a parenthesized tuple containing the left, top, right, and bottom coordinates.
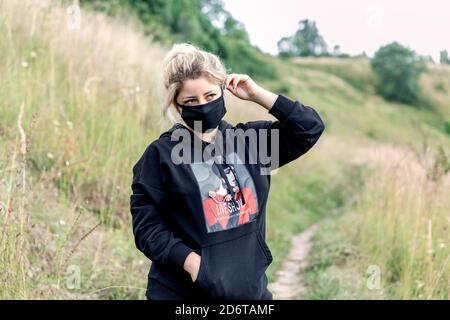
(222, 0, 450, 62)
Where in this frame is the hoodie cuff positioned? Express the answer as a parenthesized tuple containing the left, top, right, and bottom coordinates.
(168, 241, 194, 269)
(268, 94, 297, 120)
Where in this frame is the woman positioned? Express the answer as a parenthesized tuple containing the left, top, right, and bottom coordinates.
(130, 43, 325, 300)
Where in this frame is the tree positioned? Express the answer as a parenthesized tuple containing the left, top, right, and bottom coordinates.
(332, 45, 341, 56)
(371, 42, 426, 105)
(81, 0, 277, 80)
(277, 19, 328, 57)
(440, 50, 450, 65)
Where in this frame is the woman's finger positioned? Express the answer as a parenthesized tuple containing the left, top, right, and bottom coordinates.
(225, 73, 236, 89)
(232, 77, 241, 90)
(230, 74, 244, 90)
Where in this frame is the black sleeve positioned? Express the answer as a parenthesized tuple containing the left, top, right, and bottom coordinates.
(130, 143, 194, 270)
(241, 94, 325, 171)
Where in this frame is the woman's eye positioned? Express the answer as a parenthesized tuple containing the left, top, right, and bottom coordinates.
(184, 94, 216, 105)
(208, 94, 216, 99)
(183, 99, 196, 105)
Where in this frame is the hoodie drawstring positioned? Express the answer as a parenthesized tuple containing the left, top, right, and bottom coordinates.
(200, 130, 246, 208)
(212, 153, 246, 207)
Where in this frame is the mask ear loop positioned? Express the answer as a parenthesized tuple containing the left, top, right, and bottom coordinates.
(222, 81, 227, 92)
(228, 164, 246, 207)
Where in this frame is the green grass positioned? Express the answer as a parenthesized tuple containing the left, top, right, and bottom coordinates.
(303, 146, 450, 300)
(265, 158, 365, 283)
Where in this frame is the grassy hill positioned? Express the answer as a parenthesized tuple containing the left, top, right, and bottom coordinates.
(0, 0, 448, 299)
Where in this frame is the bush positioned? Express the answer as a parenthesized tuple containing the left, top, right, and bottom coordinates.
(444, 121, 450, 136)
(371, 42, 426, 105)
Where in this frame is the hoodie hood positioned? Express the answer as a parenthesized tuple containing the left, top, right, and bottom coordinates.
(159, 119, 247, 207)
(158, 118, 231, 142)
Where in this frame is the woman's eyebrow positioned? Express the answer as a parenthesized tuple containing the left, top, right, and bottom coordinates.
(184, 90, 215, 99)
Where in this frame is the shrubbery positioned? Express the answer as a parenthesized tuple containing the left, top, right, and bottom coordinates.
(371, 42, 426, 105)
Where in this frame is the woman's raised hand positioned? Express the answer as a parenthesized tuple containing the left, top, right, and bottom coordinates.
(224, 73, 261, 101)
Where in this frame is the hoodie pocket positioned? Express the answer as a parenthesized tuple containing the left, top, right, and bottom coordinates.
(193, 230, 272, 300)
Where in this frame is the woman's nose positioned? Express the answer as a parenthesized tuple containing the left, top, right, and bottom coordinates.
(197, 97, 207, 105)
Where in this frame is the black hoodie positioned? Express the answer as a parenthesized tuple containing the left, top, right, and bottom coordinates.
(130, 93, 325, 300)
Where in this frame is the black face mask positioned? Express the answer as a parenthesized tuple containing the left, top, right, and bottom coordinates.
(177, 87, 227, 133)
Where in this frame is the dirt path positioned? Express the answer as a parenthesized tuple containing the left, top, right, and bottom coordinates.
(268, 223, 319, 299)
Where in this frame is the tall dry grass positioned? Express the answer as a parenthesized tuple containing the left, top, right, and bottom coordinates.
(351, 144, 449, 299)
(0, 0, 166, 299)
(1, 0, 170, 225)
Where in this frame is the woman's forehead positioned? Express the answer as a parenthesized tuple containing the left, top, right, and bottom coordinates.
(179, 78, 219, 97)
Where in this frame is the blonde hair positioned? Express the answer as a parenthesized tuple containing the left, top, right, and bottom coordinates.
(157, 42, 229, 126)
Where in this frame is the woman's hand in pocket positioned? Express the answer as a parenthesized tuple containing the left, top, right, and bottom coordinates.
(183, 251, 202, 282)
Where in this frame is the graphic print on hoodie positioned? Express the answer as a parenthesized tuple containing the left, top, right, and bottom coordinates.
(190, 151, 259, 233)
